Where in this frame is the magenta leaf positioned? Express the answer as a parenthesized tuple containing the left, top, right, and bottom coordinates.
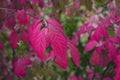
(20, 0, 27, 6)
(73, 0, 80, 8)
(22, 58, 32, 66)
(117, 27, 120, 37)
(91, 29, 102, 42)
(90, 25, 108, 42)
(105, 42, 118, 59)
(98, 25, 109, 38)
(86, 25, 94, 34)
(31, 0, 44, 9)
(70, 75, 78, 80)
(14, 58, 26, 78)
(78, 25, 86, 35)
(115, 55, 120, 67)
(29, 20, 46, 62)
(68, 41, 80, 67)
(96, 44, 104, 54)
(85, 40, 98, 52)
(4, 11, 16, 30)
(16, 9, 30, 25)
(115, 67, 120, 80)
(48, 19, 64, 30)
(0, 41, 4, 50)
(109, 37, 120, 44)
(9, 30, 19, 49)
(31, 0, 37, 6)
(71, 33, 79, 46)
(38, 0, 44, 9)
(20, 29, 29, 42)
(91, 50, 111, 67)
(48, 21, 68, 69)
(13, 57, 31, 78)
(91, 51, 100, 66)
(29, 19, 69, 69)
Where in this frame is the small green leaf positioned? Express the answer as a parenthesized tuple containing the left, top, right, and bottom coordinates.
(109, 28, 115, 36)
(16, 41, 28, 55)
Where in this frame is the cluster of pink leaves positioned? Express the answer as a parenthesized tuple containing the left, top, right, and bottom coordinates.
(70, 69, 111, 80)
(0, 46, 12, 80)
(0, 0, 120, 79)
(0, 9, 31, 78)
(13, 56, 31, 78)
(71, 4, 120, 79)
(0, 0, 44, 78)
(29, 19, 80, 69)
(0, 0, 81, 78)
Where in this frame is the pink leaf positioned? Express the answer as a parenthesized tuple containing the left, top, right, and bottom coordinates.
(20, 0, 27, 6)
(117, 27, 120, 37)
(13, 57, 31, 78)
(78, 25, 86, 35)
(86, 25, 94, 34)
(0, 41, 4, 50)
(91, 51, 100, 66)
(96, 44, 104, 54)
(91, 26, 104, 42)
(48, 21, 68, 69)
(31, 0, 44, 9)
(105, 42, 118, 59)
(16, 9, 30, 25)
(85, 40, 97, 52)
(20, 29, 29, 42)
(68, 41, 80, 67)
(4, 11, 16, 30)
(71, 32, 79, 46)
(98, 25, 109, 38)
(115, 55, 120, 67)
(48, 19, 64, 30)
(9, 30, 19, 49)
(115, 67, 120, 80)
(31, 0, 37, 5)
(29, 20, 46, 62)
(38, 0, 44, 9)
(70, 75, 78, 80)
(109, 37, 120, 44)
(86, 68, 94, 80)
(22, 58, 32, 66)
(73, 0, 80, 9)
(99, 53, 111, 68)
(91, 50, 111, 67)
(14, 58, 25, 78)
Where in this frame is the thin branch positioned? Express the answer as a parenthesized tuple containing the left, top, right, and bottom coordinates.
(0, 7, 15, 11)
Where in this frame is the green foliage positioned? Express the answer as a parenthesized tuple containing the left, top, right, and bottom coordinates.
(16, 41, 28, 55)
(108, 28, 116, 36)
(85, 0, 92, 11)
(62, 16, 81, 38)
(95, 0, 108, 7)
